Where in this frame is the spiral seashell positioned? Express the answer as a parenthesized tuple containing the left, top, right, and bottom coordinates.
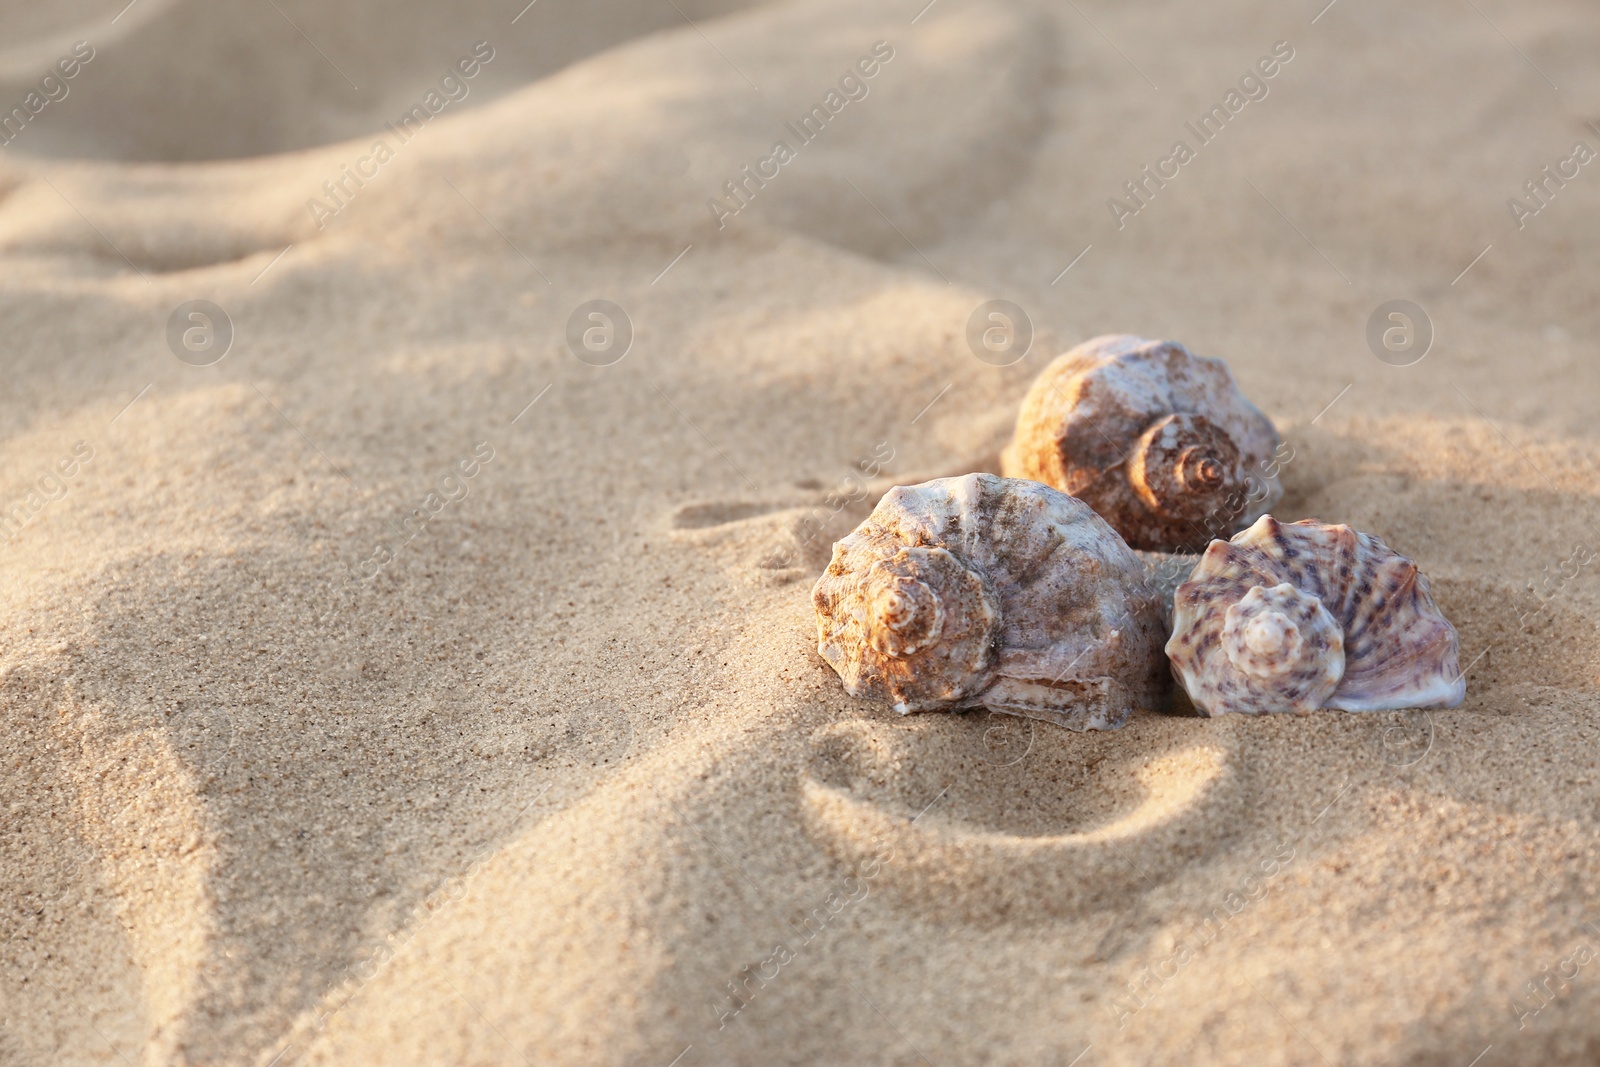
(1001, 334, 1283, 553)
(811, 473, 1168, 731)
(1166, 516, 1466, 716)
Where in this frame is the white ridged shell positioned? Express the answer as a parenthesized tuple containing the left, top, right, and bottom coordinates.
(1166, 516, 1466, 716)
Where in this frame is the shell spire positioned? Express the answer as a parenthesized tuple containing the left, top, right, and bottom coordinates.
(812, 474, 1167, 731)
(1002, 335, 1282, 552)
(1165, 516, 1466, 716)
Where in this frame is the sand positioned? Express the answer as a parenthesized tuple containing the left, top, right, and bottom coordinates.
(1, 0, 1598, 1063)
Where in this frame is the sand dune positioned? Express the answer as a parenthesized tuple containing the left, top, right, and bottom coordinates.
(2, 0, 1598, 1063)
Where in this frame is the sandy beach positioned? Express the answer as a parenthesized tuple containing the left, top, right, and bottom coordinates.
(1, 0, 1598, 1063)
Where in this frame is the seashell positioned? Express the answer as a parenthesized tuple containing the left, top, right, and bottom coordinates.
(1166, 515, 1466, 716)
(811, 473, 1168, 731)
(1001, 334, 1283, 553)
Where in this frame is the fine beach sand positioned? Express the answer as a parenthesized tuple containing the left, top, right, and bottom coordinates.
(2, 0, 1599, 1063)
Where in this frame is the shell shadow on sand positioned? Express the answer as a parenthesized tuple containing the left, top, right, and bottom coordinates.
(799, 714, 1246, 923)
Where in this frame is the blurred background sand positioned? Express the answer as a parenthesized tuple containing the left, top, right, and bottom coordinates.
(0, 0, 1598, 1063)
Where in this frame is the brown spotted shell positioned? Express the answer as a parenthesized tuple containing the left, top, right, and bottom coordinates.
(811, 474, 1168, 731)
(1166, 516, 1466, 716)
(1001, 335, 1282, 553)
